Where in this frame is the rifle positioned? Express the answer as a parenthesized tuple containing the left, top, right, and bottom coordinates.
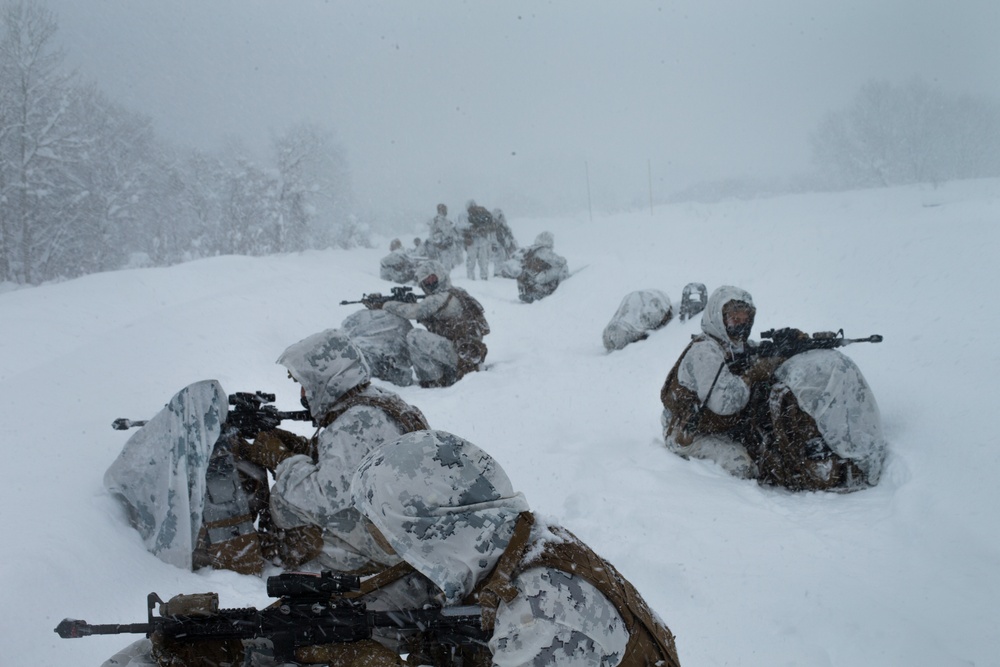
(55, 571, 486, 663)
(112, 390, 313, 439)
(340, 285, 426, 307)
(730, 328, 883, 374)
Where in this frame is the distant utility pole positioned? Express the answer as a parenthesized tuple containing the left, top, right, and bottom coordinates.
(648, 159, 654, 215)
(585, 161, 593, 222)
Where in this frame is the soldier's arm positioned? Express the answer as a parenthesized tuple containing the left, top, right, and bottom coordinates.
(383, 292, 449, 320)
(679, 341, 751, 416)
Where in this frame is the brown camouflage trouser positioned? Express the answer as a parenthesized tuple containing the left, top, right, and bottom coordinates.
(756, 384, 866, 492)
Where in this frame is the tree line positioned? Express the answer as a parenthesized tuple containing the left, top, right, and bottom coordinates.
(810, 79, 1000, 189)
(0, 1, 363, 286)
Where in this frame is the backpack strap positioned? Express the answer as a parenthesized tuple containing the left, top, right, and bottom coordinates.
(319, 387, 429, 433)
(470, 512, 535, 633)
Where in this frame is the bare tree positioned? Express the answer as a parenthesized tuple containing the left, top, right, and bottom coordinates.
(811, 79, 1000, 189)
(272, 121, 353, 250)
(0, 0, 77, 282)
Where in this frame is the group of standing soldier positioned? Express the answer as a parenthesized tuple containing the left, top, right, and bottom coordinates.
(382, 202, 570, 305)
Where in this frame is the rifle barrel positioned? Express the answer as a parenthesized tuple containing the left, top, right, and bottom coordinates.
(55, 619, 152, 638)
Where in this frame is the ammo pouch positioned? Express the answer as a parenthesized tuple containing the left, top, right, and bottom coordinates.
(192, 440, 263, 576)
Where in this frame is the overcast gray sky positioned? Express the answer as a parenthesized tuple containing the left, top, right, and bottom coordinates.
(46, 0, 1000, 223)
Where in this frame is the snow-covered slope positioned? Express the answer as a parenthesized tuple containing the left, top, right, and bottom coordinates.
(2, 180, 998, 666)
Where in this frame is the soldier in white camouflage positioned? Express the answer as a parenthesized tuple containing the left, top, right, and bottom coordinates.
(345, 430, 682, 667)
(425, 203, 464, 270)
(240, 328, 430, 573)
(515, 231, 570, 303)
(602, 289, 674, 352)
(660, 285, 885, 491)
(372, 260, 490, 388)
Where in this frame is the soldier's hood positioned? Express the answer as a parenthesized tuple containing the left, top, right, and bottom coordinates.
(415, 260, 452, 291)
(533, 231, 554, 249)
(276, 329, 370, 418)
(351, 430, 529, 605)
(701, 285, 755, 352)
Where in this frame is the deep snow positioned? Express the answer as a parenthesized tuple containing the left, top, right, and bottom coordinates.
(2, 180, 998, 666)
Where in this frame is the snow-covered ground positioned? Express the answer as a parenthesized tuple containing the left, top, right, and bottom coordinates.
(2, 180, 998, 666)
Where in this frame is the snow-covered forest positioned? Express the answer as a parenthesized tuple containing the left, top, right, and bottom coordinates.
(0, 2, 361, 286)
(2, 1, 1000, 286)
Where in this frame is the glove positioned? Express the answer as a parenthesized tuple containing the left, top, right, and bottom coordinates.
(744, 356, 785, 383)
(241, 430, 296, 472)
(362, 293, 385, 310)
(295, 638, 403, 667)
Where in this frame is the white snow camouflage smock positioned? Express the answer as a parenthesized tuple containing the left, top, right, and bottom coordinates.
(383, 261, 487, 385)
(661, 286, 759, 477)
(104, 380, 227, 570)
(773, 348, 886, 484)
(517, 232, 569, 303)
(352, 430, 630, 667)
(271, 328, 410, 572)
(602, 289, 673, 352)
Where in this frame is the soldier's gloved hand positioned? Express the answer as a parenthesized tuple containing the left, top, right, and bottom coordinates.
(727, 353, 753, 375)
(265, 427, 311, 456)
(362, 293, 384, 310)
(295, 638, 403, 667)
(242, 430, 296, 472)
(744, 356, 785, 383)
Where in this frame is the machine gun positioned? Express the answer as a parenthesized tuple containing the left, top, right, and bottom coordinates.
(729, 328, 883, 374)
(112, 390, 313, 439)
(340, 285, 425, 307)
(55, 571, 486, 663)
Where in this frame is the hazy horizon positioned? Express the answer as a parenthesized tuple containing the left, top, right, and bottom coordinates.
(46, 0, 1000, 223)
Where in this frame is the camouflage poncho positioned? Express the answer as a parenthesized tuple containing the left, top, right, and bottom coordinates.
(352, 430, 630, 667)
(104, 380, 226, 570)
(272, 329, 407, 571)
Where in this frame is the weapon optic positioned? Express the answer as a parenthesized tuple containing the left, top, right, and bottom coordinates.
(112, 390, 313, 439)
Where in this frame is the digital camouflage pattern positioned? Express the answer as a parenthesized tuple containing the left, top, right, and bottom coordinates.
(384, 261, 489, 386)
(271, 329, 410, 572)
(352, 430, 529, 604)
(276, 328, 370, 417)
(351, 431, 635, 667)
(341, 309, 415, 386)
(104, 380, 227, 570)
(602, 289, 674, 352)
